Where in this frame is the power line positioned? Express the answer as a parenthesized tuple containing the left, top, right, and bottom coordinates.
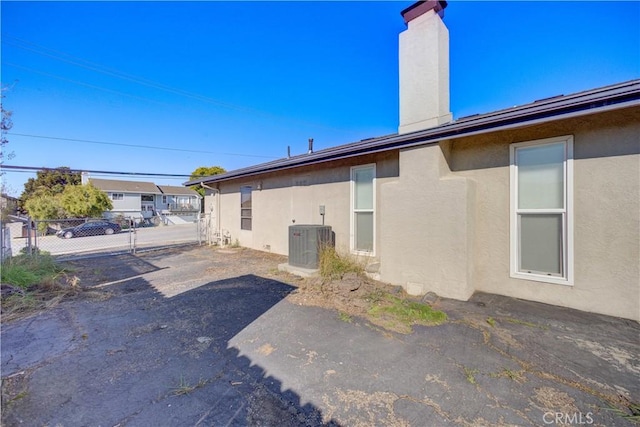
(2, 34, 348, 133)
(1, 169, 186, 181)
(7, 132, 279, 159)
(1, 164, 191, 178)
(3, 61, 176, 109)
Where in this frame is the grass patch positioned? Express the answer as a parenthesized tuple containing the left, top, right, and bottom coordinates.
(172, 376, 208, 396)
(364, 289, 385, 304)
(1, 253, 84, 322)
(486, 317, 496, 327)
(1, 253, 63, 289)
(368, 294, 447, 333)
(319, 246, 363, 280)
(338, 312, 353, 323)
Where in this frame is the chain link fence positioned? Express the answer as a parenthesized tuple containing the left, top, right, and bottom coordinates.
(4, 216, 203, 260)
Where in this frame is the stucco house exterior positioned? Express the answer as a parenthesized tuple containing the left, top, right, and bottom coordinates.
(186, 1, 639, 321)
(88, 178, 201, 224)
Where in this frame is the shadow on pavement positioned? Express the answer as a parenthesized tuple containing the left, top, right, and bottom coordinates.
(60, 252, 165, 286)
(1, 266, 339, 425)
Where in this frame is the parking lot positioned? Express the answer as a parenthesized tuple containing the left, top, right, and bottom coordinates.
(2, 245, 639, 426)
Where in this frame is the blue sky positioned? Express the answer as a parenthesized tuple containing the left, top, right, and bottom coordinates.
(2, 1, 638, 196)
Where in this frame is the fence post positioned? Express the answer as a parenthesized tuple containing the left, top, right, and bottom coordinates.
(197, 214, 202, 246)
(130, 218, 137, 254)
(26, 217, 33, 256)
(33, 220, 39, 258)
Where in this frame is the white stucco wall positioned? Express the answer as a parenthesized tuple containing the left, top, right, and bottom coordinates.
(398, 8, 452, 133)
(203, 107, 640, 321)
(378, 143, 476, 300)
(212, 152, 399, 257)
(449, 107, 640, 321)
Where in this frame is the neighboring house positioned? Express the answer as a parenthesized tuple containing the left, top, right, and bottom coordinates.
(156, 185, 201, 223)
(88, 178, 201, 224)
(0, 193, 18, 220)
(186, 1, 639, 321)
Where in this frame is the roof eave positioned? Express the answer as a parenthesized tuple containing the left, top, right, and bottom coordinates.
(185, 80, 640, 187)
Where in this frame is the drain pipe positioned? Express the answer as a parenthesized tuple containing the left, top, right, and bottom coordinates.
(200, 182, 221, 246)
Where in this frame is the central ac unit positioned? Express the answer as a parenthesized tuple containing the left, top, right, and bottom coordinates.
(288, 225, 333, 269)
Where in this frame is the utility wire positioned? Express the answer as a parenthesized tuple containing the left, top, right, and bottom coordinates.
(3, 61, 176, 109)
(1, 164, 191, 178)
(7, 132, 279, 159)
(2, 34, 348, 133)
(2, 169, 186, 181)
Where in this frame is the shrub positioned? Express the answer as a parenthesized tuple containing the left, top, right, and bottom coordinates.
(319, 246, 363, 280)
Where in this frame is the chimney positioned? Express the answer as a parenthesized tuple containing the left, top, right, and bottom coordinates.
(398, 1, 452, 134)
(308, 138, 314, 154)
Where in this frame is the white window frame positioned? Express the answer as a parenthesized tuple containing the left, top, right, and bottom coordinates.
(240, 185, 252, 231)
(110, 193, 124, 201)
(509, 135, 573, 286)
(162, 195, 167, 204)
(350, 164, 376, 255)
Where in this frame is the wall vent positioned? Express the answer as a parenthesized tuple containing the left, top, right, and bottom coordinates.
(288, 225, 334, 269)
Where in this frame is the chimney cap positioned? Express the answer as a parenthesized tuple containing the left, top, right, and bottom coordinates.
(401, 1, 447, 24)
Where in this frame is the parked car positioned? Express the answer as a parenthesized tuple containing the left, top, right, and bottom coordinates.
(56, 221, 122, 239)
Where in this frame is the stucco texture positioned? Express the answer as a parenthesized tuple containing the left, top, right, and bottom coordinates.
(204, 107, 639, 321)
(448, 107, 640, 321)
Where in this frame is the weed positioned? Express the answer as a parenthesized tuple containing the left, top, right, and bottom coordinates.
(1, 253, 63, 289)
(319, 246, 363, 280)
(1, 255, 82, 322)
(603, 400, 640, 420)
(463, 366, 479, 385)
(338, 312, 353, 323)
(368, 295, 447, 327)
(486, 317, 496, 327)
(490, 368, 525, 383)
(172, 376, 208, 396)
(230, 239, 241, 248)
(364, 289, 385, 304)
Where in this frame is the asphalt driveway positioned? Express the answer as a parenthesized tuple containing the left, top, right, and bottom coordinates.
(1, 246, 638, 426)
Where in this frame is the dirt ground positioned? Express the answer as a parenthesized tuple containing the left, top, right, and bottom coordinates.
(2, 245, 639, 426)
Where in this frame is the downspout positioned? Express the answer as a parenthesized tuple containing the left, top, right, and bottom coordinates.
(200, 182, 221, 245)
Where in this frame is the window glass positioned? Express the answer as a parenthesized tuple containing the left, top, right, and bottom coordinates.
(355, 212, 374, 252)
(511, 137, 571, 282)
(354, 168, 374, 210)
(352, 165, 374, 253)
(240, 186, 252, 230)
(519, 214, 563, 275)
(517, 143, 564, 209)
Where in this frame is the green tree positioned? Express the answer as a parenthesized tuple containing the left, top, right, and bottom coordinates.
(60, 183, 112, 218)
(24, 183, 111, 223)
(19, 167, 81, 213)
(189, 166, 226, 197)
(24, 192, 65, 222)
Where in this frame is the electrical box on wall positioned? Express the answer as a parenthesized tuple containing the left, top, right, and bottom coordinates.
(288, 225, 334, 269)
